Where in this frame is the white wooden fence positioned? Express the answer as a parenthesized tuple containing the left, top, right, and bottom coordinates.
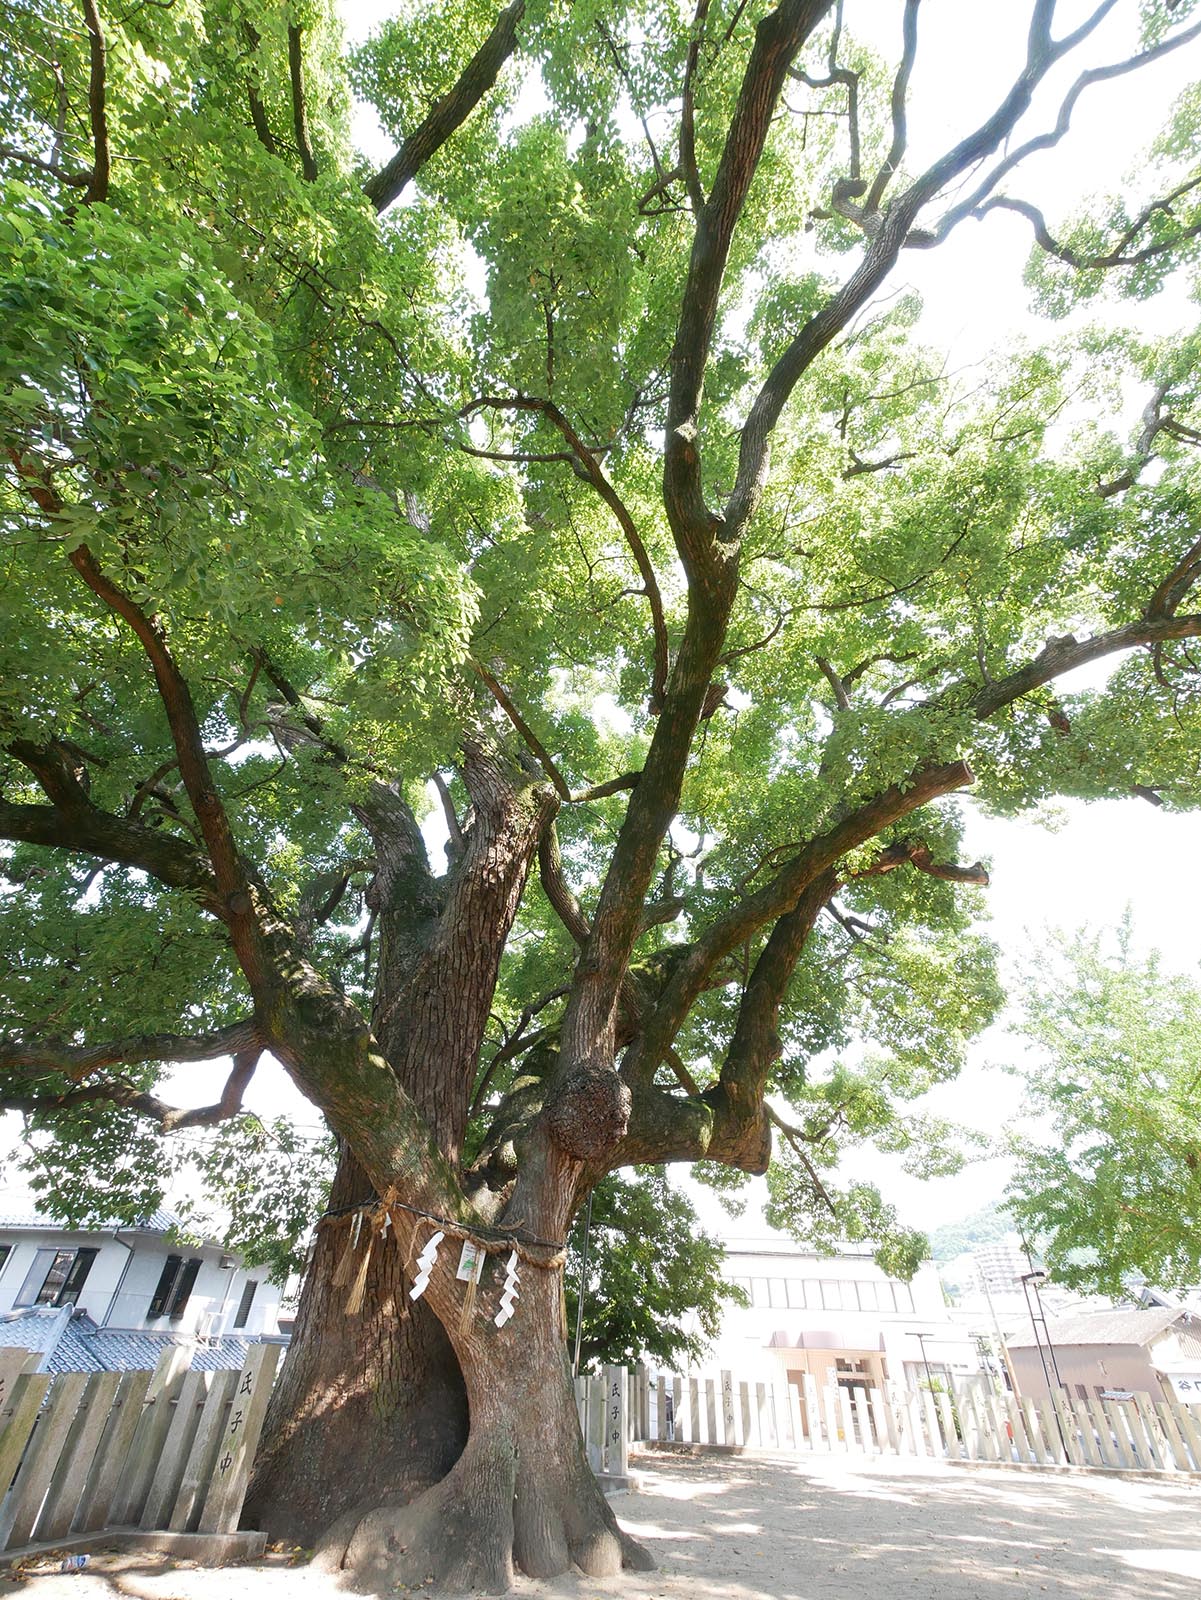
(625, 1365, 1201, 1475)
(0, 1342, 280, 1553)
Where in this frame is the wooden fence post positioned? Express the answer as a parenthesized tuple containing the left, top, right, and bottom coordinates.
(112, 1346, 192, 1525)
(198, 1343, 282, 1535)
(720, 1369, 736, 1446)
(75, 1370, 153, 1532)
(37, 1371, 122, 1542)
(0, 1372, 52, 1548)
(170, 1371, 240, 1531)
(0, 1371, 88, 1550)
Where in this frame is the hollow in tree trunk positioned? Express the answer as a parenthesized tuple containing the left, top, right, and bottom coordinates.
(244, 1149, 468, 1542)
(313, 1237, 653, 1592)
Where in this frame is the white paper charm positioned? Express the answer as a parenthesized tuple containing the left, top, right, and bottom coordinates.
(456, 1239, 484, 1282)
(493, 1249, 520, 1328)
(409, 1229, 444, 1300)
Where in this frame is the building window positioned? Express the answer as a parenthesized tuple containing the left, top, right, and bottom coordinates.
(233, 1279, 258, 1330)
(751, 1276, 769, 1307)
(786, 1279, 807, 1309)
(856, 1281, 879, 1311)
(768, 1278, 787, 1309)
(13, 1247, 98, 1309)
(147, 1255, 202, 1320)
(0, 1244, 10, 1278)
(893, 1282, 914, 1313)
(54, 1248, 98, 1307)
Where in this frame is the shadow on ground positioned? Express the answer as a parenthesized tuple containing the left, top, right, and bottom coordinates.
(4, 1453, 1199, 1599)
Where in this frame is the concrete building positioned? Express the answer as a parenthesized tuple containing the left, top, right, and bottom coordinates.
(712, 1239, 979, 1409)
(968, 1235, 1030, 1294)
(0, 1202, 284, 1372)
(1007, 1305, 1201, 1402)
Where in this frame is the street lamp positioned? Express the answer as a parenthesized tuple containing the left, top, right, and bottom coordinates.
(909, 1330, 936, 1393)
(909, 1331, 945, 1448)
(1020, 1269, 1070, 1461)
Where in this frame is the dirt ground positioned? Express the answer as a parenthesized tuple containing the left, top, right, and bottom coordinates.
(5, 1451, 1201, 1600)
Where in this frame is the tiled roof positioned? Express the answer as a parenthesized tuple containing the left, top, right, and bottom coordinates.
(0, 1306, 71, 1355)
(0, 1308, 265, 1374)
(45, 1315, 256, 1374)
(1008, 1305, 1190, 1350)
(0, 1207, 182, 1234)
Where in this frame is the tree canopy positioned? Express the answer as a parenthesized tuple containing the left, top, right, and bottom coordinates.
(2, 0, 1201, 1584)
(1006, 923, 1201, 1299)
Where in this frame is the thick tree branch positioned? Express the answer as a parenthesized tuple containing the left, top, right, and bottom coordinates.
(967, 189, 1201, 272)
(287, 24, 319, 182)
(568, 771, 641, 803)
(363, 0, 526, 213)
(815, 655, 851, 710)
(863, 0, 920, 214)
(719, 873, 836, 1113)
(66, 544, 252, 919)
(679, 0, 710, 213)
(539, 820, 590, 946)
(854, 838, 989, 886)
(620, 758, 974, 1087)
(971, 614, 1201, 720)
(1147, 536, 1201, 621)
(664, 0, 834, 565)
(81, 0, 110, 205)
(432, 771, 466, 864)
(0, 1019, 262, 1083)
(0, 144, 90, 186)
(471, 660, 572, 800)
(0, 795, 214, 897)
(3, 1048, 262, 1132)
(242, 22, 278, 156)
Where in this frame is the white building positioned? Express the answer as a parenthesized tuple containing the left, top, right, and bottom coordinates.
(0, 1201, 284, 1372)
(713, 1238, 980, 1401)
(968, 1235, 1031, 1294)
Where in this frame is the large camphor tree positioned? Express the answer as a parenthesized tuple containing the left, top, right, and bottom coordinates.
(2, 0, 1201, 1587)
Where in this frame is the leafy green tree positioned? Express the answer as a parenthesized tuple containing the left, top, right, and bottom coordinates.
(927, 1201, 1015, 1265)
(1006, 926, 1201, 1298)
(566, 1169, 738, 1372)
(2, 0, 1201, 1588)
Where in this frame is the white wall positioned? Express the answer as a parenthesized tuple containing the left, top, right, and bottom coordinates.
(0, 1227, 281, 1336)
(700, 1241, 978, 1384)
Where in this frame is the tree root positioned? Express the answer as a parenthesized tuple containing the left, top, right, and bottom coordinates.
(313, 1425, 654, 1592)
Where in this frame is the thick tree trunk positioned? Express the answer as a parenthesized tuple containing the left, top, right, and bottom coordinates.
(244, 1149, 468, 1542)
(314, 1245, 653, 1592)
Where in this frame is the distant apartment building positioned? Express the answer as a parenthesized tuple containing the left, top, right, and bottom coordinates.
(970, 1235, 1030, 1294)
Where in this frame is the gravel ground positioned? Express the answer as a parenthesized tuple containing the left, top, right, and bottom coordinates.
(4, 1451, 1200, 1600)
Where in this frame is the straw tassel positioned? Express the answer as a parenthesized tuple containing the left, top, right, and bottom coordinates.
(457, 1271, 479, 1336)
(332, 1211, 362, 1288)
(345, 1231, 375, 1315)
